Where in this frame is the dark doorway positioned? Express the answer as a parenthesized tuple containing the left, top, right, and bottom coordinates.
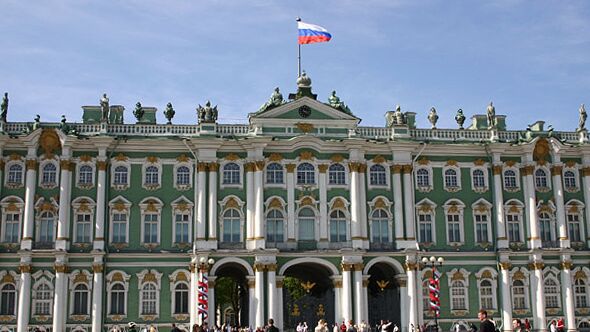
(367, 263, 400, 326)
(213, 263, 250, 327)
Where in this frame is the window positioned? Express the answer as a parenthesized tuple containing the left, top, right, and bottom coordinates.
(512, 280, 526, 309)
(298, 208, 315, 241)
(472, 169, 486, 189)
(479, 280, 494, 310)
(567, 212, 582, 243)
(329, 210, 347, 242)
(144, 166, 159, 186)
(73, 284, 89, 315)
(444, 168, 459, 189)
(113, 166, 128, 185)
(141, 283, 157, 315)
(176, 166, 190, 186)
(41, 163, 57, 185)
(75, 213, 92, 243)
(371, 209, 389, 243)
(422, 280, 430, 312)
(110, 283, 125, 315)
(78, 165, 93, 186)
(370, 164, 387, 186)
(575, 279, 589, 308)
(507, 213, 521, 243)
(38, 211, 55, 243)
(143, 213, 159, 244)
(563, 170, 577, 190)
(544, 279, 560, 308)
(223, 163, 240, 185)
(0, 284, 16, 315)
(174, 283, 189, 314)
(266, 163, 284, 184)
(416, 168, 430, 188)
(7, 164, 23, 185)
(3, 212, 20, 243)
(447, 213, 461, 243)
(34, 283, 52, 315)
(418, 213, 433, 243)
(328, 164, 346, 185)
(266, 210, 284, 244)
(503, 169, 518, 190)
(474, 212, 489, 243)
(535, 168, 548, 189)
(539, 212, 554, 245)
(222, 209, 241, 243)
(297, 163, 315, 185)
(112, 213, 127, 243)
(450, 280, 467, 310)
(174, 213, 190, 244)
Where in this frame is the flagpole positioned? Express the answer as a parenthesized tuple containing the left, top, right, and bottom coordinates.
(296, 17, 301, 77)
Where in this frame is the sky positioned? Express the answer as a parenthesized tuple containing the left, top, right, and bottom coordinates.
(1, 0, 589, 131)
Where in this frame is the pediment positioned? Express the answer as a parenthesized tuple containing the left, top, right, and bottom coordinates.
(249, 97, 359, 123)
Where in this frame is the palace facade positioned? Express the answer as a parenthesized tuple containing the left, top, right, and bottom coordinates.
(0, 74, 590, 332)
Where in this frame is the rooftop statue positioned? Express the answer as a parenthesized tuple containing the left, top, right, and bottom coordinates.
(164, 102, 175, 124)
(328, 90, 352, 115)
(100, 93, 109, 122)
(385, 105, 405, 127)
(133, 102, 144, 123)
(197, 101, 218, 123)
(455, 109, 466, 129)
(487, 102, 496, 129)
(428, 107, 439, 129)
(1, 92, 8, 123)
(258, 87, 284, 113)
(578, 103, 587, 131)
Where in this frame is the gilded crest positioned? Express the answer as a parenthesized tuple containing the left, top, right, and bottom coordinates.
(533, 138, 550, 161)
(330, 154, 344, 163)
(39, 129, 61, 158)
(146, 156, 159, 164)
(332, 198, 346, 209)
(473, 159, 485, 166)
(269, 198, 283, 209)
(417, 157, 429, 165)
(176, 154, 190, 162)
(372, 155, 386, 164)
(225, 197, 239, 209)
(114, 153, 128, 162)
(225, 153, 240, 161)
(268, 153, 283, 162)
(299, 151, 314, 160)
(300, 196, 314, 206)
(446, 160, 458, 166)
(79, 155, 93, 162)
(296, 123, 314, 133)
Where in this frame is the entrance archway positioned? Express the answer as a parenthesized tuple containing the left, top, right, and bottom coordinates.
(367, 262, 400, 326)
(211, 259, 252, 327)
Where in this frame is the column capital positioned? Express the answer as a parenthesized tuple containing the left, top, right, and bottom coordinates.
(18, 263, 32, 274)
(352, 263, 364, 271)
(348, 162, 361, 172)
(333, 279, 343, 288)
(404, 262, 418, 271)
(266, 263, 277, 272)
(581, 167, 590, 177)
(26, 159, 37, 170)
(358, 163, 367, 173)
(528, 262, 545, 270)
(254, 160, 265, 172)
(92, 263, 104, 273)
(0, 159, 5, 171)
(197, 162, 208, 172)
(551, 165, 563, 176)
(492, 165, 503, 175)
(402, 164, 413, 174)
(498, 262, 512, 270)
(318, 164, 329, 173)
(97, 160, 108, 171)
(247, 279, 256, 289)
(341, 263, 354, 272)
(189, 263, 197, 273)
(208, 162, 219, 172)
(397, 279, 407, 287)
(208, 280, 216, 288)
(54, 263, 69, 274)
(521, 165, 535, 176)
(560, 260, 574, 270)
(390, 164, 403, 174)
(286, 163, 296, 173)
(253, 263, 266, 272)
(59, 159, 72, 170)
(244, 162, 254, 172)
(276, 279, 284, 288)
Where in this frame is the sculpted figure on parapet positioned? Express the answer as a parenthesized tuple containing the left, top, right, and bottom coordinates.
(1, 92, 8, 122)
(197, 101, 218, 123)
(487, 101, 496, 129)
(578, 103, 587, 131)
(100, 93, 110, 122)
(385, 105, 405, 127)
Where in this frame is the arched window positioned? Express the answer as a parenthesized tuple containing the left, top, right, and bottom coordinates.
(73, 284, 89, 315)
(416, 168, 430, 188)
(544, 278, 560, 308)
(450, 280, 467, 310)
(222, 209, 241, 243)
(539, 212, 554, 245)
(7, 164, 23, 185)
(141, 283, 157, 315)
(329, 210, 347, 242)
(34, 283, 52, 315)
(297, 163, 315, 185)
(298, 208, 315, 241)
(174, 283, 189, 314)
(472, 169, 486, 189)
(42, 163, 57, 185)
(222, 163, 240, 184)
(176, 166, 190, 186)
(371, 209, 389, 243)
(109, 283, 125, 315)
(78, 165, 93, 185)
(564, 170, 577, 190)
(422, 280, 430, 312)
(144, 166, 159, 185)
(38, 211, 55, 243)
(567, 212, 582, 243)
(266, 163, 284, 184)
(266, 210, 284, 245)
(370, 165, 386, 186)
(535, 168, 548, 189)
(3, 212, 20, 243)
(479, 280, 494, 309)
(444, 169, 459, 188)
(503, 169, 517, 190)
(113, 166, 128, 185)
(512, 280, 526, 309)
(75, 212, 92, 243)
(0, 284, 16, 315)
(575, 279, 589, 308)
(328, 164, 346, 185)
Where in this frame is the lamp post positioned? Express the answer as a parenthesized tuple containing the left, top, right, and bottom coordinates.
(197, 257, 215, 325)
(421, 256, 444, 332)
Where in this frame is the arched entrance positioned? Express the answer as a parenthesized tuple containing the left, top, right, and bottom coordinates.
(281, 261, 336, 329)
(367, 262, 401, 326)
(211, 260, 252, 327)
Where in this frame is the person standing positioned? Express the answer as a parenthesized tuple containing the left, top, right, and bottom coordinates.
(171, 323, 181, 332)
(478, 310, 495, 332)
(556, 318, 564, 332)
(266, 319, 279, 332)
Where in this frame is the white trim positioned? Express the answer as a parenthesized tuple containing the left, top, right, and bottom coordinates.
(136, 269, 163, 319)
(534, 165, 552, 192)
(168, 269, 191, 316)
(218, 195, 246, 244)
(264, 161, 286, 189)
(173, 161, 193, 191)
(75, 158, 96, 190)
(0, 196, 24, 243)
(504, 199, 525, 244)
(443, 199, 466, 245)
(4, 159, 25, 189)
(510, 267, 530, 310)
(470, 166, 489, 193)
(562, 165, 580, 193)
(209, 257, 254, 276)
(171, 196, 194, 246)
(367, 196, 393, 242)
(446, 268, 470, 311)
(277, 257, 339, 276)
(220, 160, 243, 189)
(565, 199, 585, 244)
(366, 161, 390, 190)
(472, 198, 493, 245)
(326, 162, 349, 188)
(71, 197, 96, 244)
(68, 269, 93, 318)
(38, 158, 60, 189)
(475, 268, 498, 311)
(31, 270, 55, 318)
(142, 158, 162, 191)
(106, 270, 131, 319)
(108, 196, 132, 244)
(295, 161, 318, 189)
(414, 165, 433, 193)
(415, 198, 437, 244)
(139, 197, 164, 246)
(110, 159, 131, 190)
(295, 199, 320, 242)
(502, 165, 521, 192)
(34, 197, 59, 245)
(543, 267, 562, 310)
(0, 270, 20, 317)
(442, 165, 462, 192)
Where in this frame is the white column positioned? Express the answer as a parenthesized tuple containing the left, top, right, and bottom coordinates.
(332, 277, 343, 324)
(405, 261, 418, 332)
(254, 265, 265, 329)
(267, 265, 277, 322)
(341, 264, 353, 322)
(498, 261, 512, 332)
(353, 268, 363, 324)
(396, 277, 408, 332)
(21, 158, 37, 250)
(56, 158, 72, 251)
(551, 165, 569, 248)
(190, 261, 199, 328)
(248, 277, 256, 328)
(52, 259, 68, 332)
(196, 163, 208, 243)
(359, 165, 368, 248)
(254, 161, 265, 247)
(91, 260, 104, 332)
(208, 163, 218, 242)
(560, 260, 576, 332)
(246, 163, 254, 248)
(349, 163, 361, 247)
(276, 277, 284, 330)
(17, 259, 32, 332)
(209, 276, 216, 326)
(94, 159, 107, 250)
(287, 165, 296, 243)
(319, 164, 328, 247)
(402, 165, 416, 241)
(522, 165, 541, 248)
(529, 258, 546, 332)
(493, 164, 508, 249)
(392, 166, 405, 242)
(582, 166, 590, 248)
(361, 275, 369, 324)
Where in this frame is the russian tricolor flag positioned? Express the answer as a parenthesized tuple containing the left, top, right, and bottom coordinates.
(298, 21, 332, 45)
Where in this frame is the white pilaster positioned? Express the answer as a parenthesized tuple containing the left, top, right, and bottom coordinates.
(52, 256, 68, 332)
(353, 269, 363, 324)
(341, 264, 353, 322)
(17, 256, 32, 332)
(276, 276, 284, 330)
(361, 275, 369, 324)
(582, 164, 590, 247)
(254, 265, 265, 329)
(56, 157, 72, 251)
(208, 163, 218, 243)
(254, 161, 265, 248)
(522, 163, 541, 249)
(529, 254, 546, 332)
(498, 259, 512, 332)
(332, 276, 343, 324)
(349, 163, 361, 248)
(392, 166, 404, 242)
(405, 257, 418, 332)
(208, 276, 216, 325)
(21, 157, 37, 250)
(551, 164, 569, 248)
(196, 163, 207, 244)
(246, 163, 255, 249)
(91, 257, 104, 332)
(248, 277, 256, 327)
(94, 158, 107, 250)
(359, 165, 369, 249)
(287, 165, 296, 245)
(319, 165, 328, 248)
(402, 165, 416, 241)
(493, 163, 508, 249)
(396, 276, 408, 332)
(267, 266, 277, 322)
(190, 260, 198, 329)
(560, 258, 576, 332)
